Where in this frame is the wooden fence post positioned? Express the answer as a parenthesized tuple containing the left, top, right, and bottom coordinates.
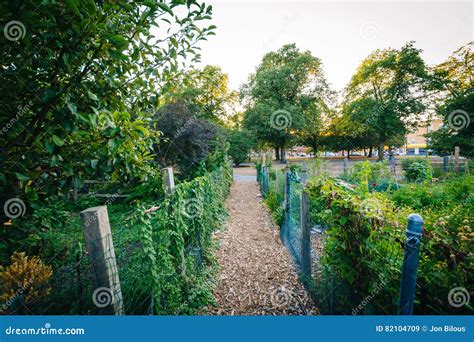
(80, 206, 124, 315)
(454, 146, 460, 173)
(161, 167, 175, 195)
(300, 162, 311, 277)
(398, 213, 423, 315)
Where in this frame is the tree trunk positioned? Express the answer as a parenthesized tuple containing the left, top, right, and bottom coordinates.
(377, 143, 384, 161)
(368, 146, 373, 158)
(347, 147, 351, 159)
(274, 146, 280, 161)
(280, 144, 286, 163)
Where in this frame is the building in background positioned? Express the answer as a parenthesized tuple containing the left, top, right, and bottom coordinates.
(399, 118, 443, 156)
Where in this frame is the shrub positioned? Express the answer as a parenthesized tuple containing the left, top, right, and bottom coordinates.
(1, 151, 233, 315)
(137, 160, 232, 314)
(263, 170, 285, 225)
(0, 252, 52, 314)
(345, 161, 397, 193)
(306, 175, 473, 314)
(153, 101, 221, 179)
(401, 157, 432, 182)
(390, 174, 474, 210)
(227, 129, 255, 166)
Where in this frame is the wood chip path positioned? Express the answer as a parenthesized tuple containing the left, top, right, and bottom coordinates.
(206, 166, 318, 315)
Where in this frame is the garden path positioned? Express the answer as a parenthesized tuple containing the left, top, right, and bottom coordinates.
(206, 166, 318, 315)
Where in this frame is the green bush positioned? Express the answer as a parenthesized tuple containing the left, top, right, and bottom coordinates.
(227, 129, 255, 166)
(1, 151, 232, 315)
(137, 160, 232, 314)
(389, 174, 474, 210)
(401, 157, 432, 182)
(343, 161, 398, 193)
(306, 175, 473, 315)
(263, 170, 285, 225)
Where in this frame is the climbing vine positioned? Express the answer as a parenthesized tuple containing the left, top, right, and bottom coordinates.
(131, 159, 232, 314)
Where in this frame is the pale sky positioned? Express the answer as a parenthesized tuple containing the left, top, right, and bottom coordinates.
(198, 0, 473, 92)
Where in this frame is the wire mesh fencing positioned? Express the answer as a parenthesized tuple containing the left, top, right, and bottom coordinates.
(1, 163, 232, 316)
(257, 160, 424, 315)
(280, 171, 303, 268)
(2, 230, 153, 315)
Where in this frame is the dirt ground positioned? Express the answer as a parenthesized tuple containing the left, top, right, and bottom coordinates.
(206, 167, 318, 315)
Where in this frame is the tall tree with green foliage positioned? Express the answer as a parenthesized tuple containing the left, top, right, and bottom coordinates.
(0, 0, 215, 200)
(342, 42, 435, 160)
(242, 44, 332, 162)
(298, 96, 335, 155)
(227, 129, 255, 166)
(427, 42, 473, 157)
(163, 65, 238, 125)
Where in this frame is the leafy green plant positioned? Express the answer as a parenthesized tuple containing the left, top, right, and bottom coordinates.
(305, 175, 473, 314)
(343, 161, 397, 194)
(401, 157, 432, 182)
(227, 129, 255, 166)
(1, 0, 216, 200)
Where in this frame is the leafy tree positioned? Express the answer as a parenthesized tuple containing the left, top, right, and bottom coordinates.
(342, 42, 435, 160)
(227, 129, 255, 166)
(242, 44, 332, 162)
(298, 96, 335, 155)
(165, 65, 238, 125)
(0, 0, 215, 199)
(322, 109, 378, 157)
(427, 42, 473, 157)
(153, 101, 220, 179)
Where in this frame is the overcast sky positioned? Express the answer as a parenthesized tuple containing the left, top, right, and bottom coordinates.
(197, 0, 473, 92)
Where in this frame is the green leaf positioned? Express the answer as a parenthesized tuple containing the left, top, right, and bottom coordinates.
(87, 91, 98, 101)
(91, 159, 99, 169)
(108, 138, 118, 150)
(65, 0, 80, 15)
(51, 155, 59, 167)
(170, 37, 178, 48)
(107, 34, 128, 47)
(15, 173, 29, 183)
(143, 0, 157, 8)
(157, 2, 173, 15)
(111, 170, 120, 182)
(67, 102, 77, 114)
(52, 135, 65, 146)
(45, 140, 54, 154)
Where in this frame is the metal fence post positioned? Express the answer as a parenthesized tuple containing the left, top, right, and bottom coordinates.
(80, 206, 124, 315)
(284, 162, 291, 245)
(343, 157, 348, 175)
(300, 162, 311, 277)
(265, 166, 270, 195)
(454, 146, 460, 173)
(443, 156, 449, 173)
(262, 165, 268, 196)
(398, 213, 424, 315)
(285, 162, 290, 220)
